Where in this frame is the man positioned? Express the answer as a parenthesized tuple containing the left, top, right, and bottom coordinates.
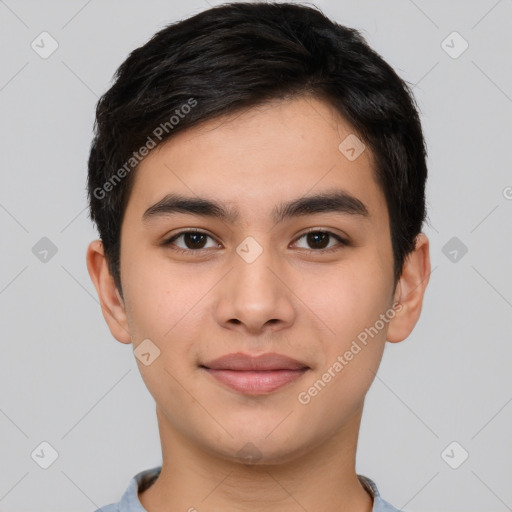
(86, 3, 430, 510)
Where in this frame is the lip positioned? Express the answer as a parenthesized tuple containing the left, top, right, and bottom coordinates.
(200, 352, 310, 395)
(202, 352, 308, 371)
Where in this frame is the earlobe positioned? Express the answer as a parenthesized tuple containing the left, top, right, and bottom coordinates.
(86, 240, 131, 344)
(386, 233, 431, 343)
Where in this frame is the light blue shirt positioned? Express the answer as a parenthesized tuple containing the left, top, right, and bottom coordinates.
(94, 466, 402, 511)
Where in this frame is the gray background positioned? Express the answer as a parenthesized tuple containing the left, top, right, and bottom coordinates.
(1, 0, 511, 511)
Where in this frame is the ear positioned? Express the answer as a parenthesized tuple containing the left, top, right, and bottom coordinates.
(387, 233, 431, 343)
(86, 240, 131, 344)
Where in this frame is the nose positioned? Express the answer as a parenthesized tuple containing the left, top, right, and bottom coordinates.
(214, 240, 296, 336)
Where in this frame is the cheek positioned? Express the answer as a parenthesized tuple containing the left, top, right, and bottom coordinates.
(122, 251, 212, 387)
(296, 253, 393, 409)
(122, 257, 203, 413)
(298, 255, 392, 342)
(122, 247, 198, 337)
(295, 272, 390, 428)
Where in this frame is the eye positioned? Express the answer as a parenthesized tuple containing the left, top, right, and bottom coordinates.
(162, 230, 219, 254)
(292, 230, 348, 253)
(162, 229, 348, 255)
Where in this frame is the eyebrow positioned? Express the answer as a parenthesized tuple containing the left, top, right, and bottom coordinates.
(142, 190, 369, 225)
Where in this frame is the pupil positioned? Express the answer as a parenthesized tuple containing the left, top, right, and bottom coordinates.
(185, 233, 206, 249)
(308, 232, 328, 249)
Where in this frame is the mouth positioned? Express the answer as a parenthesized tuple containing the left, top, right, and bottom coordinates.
(199, 352, 310, 395)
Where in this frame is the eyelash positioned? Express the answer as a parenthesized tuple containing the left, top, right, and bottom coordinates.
(161, 229, 348, 256)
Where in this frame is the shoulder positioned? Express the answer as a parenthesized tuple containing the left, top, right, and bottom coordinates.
(92, 466, 162, 512)
(373, 498, 403, 512)
(92, 504, 119, 512)
(357, 474, 403, 512)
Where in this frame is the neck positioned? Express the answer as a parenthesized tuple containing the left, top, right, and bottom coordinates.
(139, 403, 373, 512)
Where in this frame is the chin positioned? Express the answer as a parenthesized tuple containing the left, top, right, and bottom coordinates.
(203, 432, 311, 467)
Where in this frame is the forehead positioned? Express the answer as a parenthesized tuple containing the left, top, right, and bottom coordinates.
(123, 96, 387, 226)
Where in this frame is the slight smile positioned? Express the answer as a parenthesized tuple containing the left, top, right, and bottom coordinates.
(200, 352, 310, 395)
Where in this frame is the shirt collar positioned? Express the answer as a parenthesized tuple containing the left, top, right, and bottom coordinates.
(117, 466, 400, 512)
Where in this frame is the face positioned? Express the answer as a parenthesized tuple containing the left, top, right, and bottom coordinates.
(90, 96, 422, 465)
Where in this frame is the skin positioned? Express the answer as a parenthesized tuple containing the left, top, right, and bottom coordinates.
(87, 96, 430, 512)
